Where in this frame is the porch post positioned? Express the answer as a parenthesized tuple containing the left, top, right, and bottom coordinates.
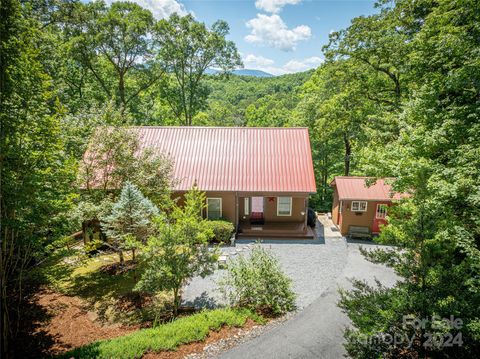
(234, 192, 239, 235)
(304, 197, 309, 231)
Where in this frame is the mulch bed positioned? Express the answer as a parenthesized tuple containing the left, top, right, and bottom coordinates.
(12, 285, 265, 358)
(32, 289, 141, 356)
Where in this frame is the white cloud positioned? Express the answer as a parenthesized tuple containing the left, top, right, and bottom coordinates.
(282, 56, 324, 72)
(244, 54, 275, 67)
(243, 54, 284, 75)
(245, 14, 311, 51)
(242, 54, 323, 75)
(105, 0, 189, 19)
(255, 0, 302, 13)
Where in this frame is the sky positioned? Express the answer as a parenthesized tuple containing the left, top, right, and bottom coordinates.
(101, 0, 379, 75)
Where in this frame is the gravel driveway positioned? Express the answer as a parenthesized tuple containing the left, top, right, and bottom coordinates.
(220, 239, 399, 359)
(183, 215, 399, 358)
(182, 215, 348, 309)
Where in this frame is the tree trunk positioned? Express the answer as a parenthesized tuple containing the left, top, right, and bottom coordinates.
(131, 248, 136, 262)
(119, 72, 126, 114)
(343, 133, 351, 176)
(118, 250, 124, 264)
(82, 221, 88, 246)
(173, 287, 180, 317)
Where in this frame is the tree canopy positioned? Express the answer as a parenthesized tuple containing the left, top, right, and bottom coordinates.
(1, 0, 479, 357)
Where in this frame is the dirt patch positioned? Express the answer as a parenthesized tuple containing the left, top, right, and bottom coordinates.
(116, 291, 155, 311)
(33, 289, 140, 356)
(142, 319, 258, 359)
(99, 259, 136, 275)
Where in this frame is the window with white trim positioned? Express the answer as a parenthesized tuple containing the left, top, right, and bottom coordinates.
(244, 197, 250, 215)
(206, 198, 222, 219)
(376, 204, 388, 219)
(277, 197, 292, 216)
(351, 201, 367, 212)
(339, 200, 343, 213)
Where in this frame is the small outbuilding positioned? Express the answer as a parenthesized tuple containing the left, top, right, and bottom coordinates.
(330, 176, 402, 237)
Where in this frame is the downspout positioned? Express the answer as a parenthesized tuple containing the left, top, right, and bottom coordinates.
(234, 192, 239, 238)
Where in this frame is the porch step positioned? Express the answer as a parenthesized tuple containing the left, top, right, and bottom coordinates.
(238, 222, 315, 239)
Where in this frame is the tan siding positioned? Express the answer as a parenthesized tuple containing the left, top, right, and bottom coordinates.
(173, 191, 237, 223)
(264, 196, 306, 223)
(239, 196, 306, 223)
(174, 192, 307, 226)
(339, 200, 386, 235)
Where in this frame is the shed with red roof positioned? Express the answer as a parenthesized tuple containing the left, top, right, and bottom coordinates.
(330, 176, 402, 237)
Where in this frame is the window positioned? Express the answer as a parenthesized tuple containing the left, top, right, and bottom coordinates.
(339, 200, 343, 213)
(206, 198, 222, 219)
(244, 197, 250, 215)
(277, 197, 292, 216)
(376, 204, 388, 219)
(351, 201, 367, 212)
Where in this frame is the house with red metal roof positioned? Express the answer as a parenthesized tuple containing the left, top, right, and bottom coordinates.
(104, 127, 317, 238)
(330, 176, 403, 237)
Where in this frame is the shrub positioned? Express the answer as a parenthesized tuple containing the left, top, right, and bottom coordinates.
(135, 187, 218, 316)
(204, 220, 234, 243)
(220, 245, 296, 315)
(60, 308, 263, 359)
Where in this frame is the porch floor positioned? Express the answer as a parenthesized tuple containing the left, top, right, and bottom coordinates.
(237, 222, 316, 239)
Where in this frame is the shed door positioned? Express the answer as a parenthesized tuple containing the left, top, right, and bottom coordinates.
(372, 203, 389, 233)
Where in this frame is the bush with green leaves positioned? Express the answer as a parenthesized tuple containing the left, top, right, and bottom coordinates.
(204, 220, 234, 243)
(135, 187, 219, 316)
(220, 245, 296, 315)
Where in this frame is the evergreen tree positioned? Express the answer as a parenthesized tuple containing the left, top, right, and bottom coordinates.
(101, 182, 159, 263)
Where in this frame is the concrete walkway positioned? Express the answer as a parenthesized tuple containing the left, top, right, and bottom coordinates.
(220, 216, 398, 359)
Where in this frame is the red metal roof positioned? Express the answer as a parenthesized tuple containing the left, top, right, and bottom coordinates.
(134, 127, 316, 193)
(331, 176, 402, 201)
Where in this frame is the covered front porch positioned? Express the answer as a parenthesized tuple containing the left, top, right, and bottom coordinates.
(234, 194, 315, 239)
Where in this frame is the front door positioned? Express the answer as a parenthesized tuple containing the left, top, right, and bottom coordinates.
(372, 203, 389, 234)
(250, 197, 264, 224)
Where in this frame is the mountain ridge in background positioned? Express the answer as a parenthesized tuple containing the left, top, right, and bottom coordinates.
(206, 68, 274, 77)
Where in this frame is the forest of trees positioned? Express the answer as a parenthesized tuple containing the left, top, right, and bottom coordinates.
(1, 0, 479, 357)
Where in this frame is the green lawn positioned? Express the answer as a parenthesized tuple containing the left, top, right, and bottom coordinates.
(32, 248, 171, 324)
(34, 249, 137, 300)
(60, 308, 264, 359)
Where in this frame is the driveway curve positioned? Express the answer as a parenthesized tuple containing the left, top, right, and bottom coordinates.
(220, 216, 398, 359)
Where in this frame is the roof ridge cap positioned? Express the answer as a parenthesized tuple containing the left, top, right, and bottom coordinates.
(131, 126, 308, 130)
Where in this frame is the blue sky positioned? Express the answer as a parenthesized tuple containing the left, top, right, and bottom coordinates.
(102, 0, 379, 75)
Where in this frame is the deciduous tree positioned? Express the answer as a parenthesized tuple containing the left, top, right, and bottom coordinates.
(135, 187, 218, 316)
(154, 14, 242, 125)
(67, 1, 161, 114)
